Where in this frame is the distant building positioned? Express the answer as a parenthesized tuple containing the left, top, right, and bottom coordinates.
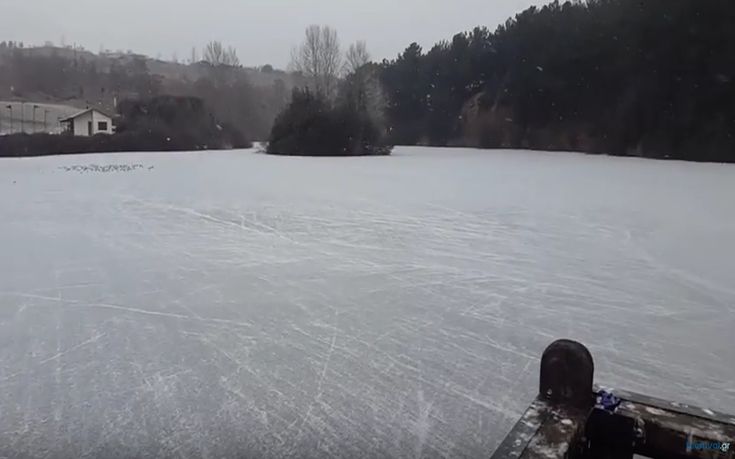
(60, 109, 115, 136)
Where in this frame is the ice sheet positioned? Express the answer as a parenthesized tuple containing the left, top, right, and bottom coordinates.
(0, 147, 733, 457)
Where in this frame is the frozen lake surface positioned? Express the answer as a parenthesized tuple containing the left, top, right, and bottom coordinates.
(1, 147, 734, 458)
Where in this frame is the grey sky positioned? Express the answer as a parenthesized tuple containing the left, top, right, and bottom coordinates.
(1, 0, 539, 68)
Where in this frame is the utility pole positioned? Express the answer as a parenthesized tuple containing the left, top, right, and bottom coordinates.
(20, 102, 24, 134)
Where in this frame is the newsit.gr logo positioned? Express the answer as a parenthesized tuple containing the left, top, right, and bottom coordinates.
(685, 437, 731, 453)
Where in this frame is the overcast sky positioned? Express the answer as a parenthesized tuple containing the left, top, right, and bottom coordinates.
(1, 0, 539, 68)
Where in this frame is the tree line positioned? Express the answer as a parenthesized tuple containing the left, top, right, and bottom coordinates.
(0, 41, 290, 141)
(5, 0, 734, 161)
(377, 0, 735, 162)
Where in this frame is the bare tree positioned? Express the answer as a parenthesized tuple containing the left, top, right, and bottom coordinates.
(225, 47, 239, 66)
(290, 25, 342, 99)
(203, 41, 240, 67)
(342, 41, 386, 129)
(344, 41, 370, 75)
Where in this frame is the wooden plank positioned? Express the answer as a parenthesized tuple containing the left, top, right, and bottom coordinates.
(491, 399, 553, 459)
(522, 404, 588, 459)
(615, 399, 735, 459)
(596, 386, 735, 427)
(490, 397, 589, 459)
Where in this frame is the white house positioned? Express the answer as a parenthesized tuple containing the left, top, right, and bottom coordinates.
(60, 108, 115, 136)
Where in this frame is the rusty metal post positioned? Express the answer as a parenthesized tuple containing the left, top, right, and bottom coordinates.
(540, 339, 595, 409)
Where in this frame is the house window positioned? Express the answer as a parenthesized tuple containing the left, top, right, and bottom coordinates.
(98, 121, 108, 131)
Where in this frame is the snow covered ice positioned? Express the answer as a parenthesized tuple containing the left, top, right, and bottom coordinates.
(0, 147, 734, 458)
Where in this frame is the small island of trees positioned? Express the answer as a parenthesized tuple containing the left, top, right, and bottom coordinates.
(266, 27, 393, 157)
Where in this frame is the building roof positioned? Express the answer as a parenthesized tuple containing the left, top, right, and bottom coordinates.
(59, 108, 115, 122)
